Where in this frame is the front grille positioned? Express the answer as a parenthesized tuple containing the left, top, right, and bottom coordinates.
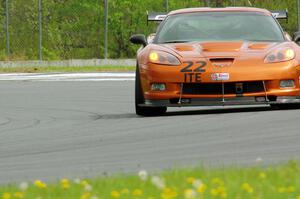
(182, 81, 264, 95)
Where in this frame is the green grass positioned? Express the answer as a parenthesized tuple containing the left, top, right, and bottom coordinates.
(1, 161, 300, 199)
(0, 66, 135, 73)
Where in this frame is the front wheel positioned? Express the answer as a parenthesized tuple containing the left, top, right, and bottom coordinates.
(135, 65, 167, 116)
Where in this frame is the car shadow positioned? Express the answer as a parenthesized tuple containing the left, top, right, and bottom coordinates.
(97, 105, 300, 119)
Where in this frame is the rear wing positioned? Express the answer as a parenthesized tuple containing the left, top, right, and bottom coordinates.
(271, 10, 288, 20)
(147, 12, 167, 23)
(147, 10, 288, 23)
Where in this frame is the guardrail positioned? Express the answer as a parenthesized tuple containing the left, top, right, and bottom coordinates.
(0, 59, 136, 68)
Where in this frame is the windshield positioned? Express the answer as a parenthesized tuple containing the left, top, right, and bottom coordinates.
(155, 12, 285, 43)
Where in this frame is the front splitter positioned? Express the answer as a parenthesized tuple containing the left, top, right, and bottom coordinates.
(140, 96, 300, 107)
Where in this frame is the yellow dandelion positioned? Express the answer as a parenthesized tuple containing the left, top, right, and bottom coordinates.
(184, 189, 197, 199)
(241, 183, 254, 194)
(161, 187, 178, 199)
(80, 192, 91, 199)
(277, 187, 286, 193)
(132, 189, 143, 197)
(220, 192, 227, 198)
(217, 186, 227, 198)
(211, 178, 224, 186)
(197, 183, 207, 193)
(259, 172, 266, 179)
(60, 178, 70, 189)
(217, 186, 226, 193)
(186, 177, 195, 184)
(80, 180, 89, 187)
(2, 193, 11, 199)
(287, 186, 295, 193)
(121, 188, 130, 195)
(34, 180, 47, 189)
(210, 188, 219, 196)
(111, 190, 120, 198)
(13, 192, 23, 199)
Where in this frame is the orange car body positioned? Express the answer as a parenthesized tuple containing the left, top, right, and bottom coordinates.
(133, 7, 300, 110)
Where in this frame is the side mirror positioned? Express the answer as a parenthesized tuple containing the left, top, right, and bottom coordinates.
(293, 32, 300, 45)
(130, 34, 148, 47)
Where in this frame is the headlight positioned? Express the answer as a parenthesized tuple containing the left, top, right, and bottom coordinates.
(264, 48, 295, 63)
(149, 51, 181, 65)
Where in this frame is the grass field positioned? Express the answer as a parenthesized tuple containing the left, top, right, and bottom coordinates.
(1, 161, 300, 199)
(0, 66, 135, 73)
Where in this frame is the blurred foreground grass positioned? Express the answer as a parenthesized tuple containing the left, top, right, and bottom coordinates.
(0, 66, 135, 73)
(1, 161, 300, 199)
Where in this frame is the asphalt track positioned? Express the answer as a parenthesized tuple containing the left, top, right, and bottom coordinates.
(1, 75, 300, 184)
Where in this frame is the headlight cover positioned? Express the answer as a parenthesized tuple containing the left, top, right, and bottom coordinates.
(264, 48, 295, 63)
(148, 51, 181, 65)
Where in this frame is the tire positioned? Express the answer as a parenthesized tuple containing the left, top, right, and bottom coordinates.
(271, 104, 300, 110)
(135, 65, 167, 116)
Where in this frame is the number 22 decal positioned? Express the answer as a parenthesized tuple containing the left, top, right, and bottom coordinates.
(180, 61, 207, 73)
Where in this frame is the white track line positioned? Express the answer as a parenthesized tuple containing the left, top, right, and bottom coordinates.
(0, 73, 135, 81)
(38, 78, 135, 82)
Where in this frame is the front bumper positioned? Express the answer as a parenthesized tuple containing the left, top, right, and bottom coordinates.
(141, 96, 300, 107)
(139, 58, 300, 107)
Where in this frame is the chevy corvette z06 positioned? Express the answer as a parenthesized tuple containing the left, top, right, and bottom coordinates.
(130, 7, 300, 116)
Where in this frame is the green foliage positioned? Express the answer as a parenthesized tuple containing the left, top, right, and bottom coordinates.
(0, 65, 135, 73)
(0, 0, 298, 60)
(1, 161, 300, 198)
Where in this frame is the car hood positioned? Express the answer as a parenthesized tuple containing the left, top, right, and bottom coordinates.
(159, 41, 289, 59)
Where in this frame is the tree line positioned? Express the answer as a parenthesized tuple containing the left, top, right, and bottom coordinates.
(0, 0, 297, 60)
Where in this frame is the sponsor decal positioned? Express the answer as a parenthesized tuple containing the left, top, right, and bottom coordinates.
(211, 73, 230, 81)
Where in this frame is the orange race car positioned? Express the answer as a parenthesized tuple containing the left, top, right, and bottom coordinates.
(130, 7, 300, 116)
